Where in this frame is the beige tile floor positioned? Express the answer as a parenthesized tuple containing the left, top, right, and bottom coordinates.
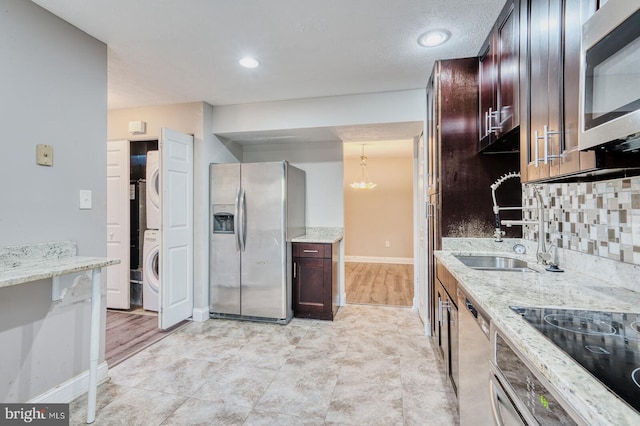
(70, 304, 459, 426)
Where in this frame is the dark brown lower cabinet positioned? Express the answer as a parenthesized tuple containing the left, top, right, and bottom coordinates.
(292, 242, 338, 320)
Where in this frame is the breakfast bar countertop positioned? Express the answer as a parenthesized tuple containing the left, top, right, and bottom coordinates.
(0, 241, 119, 289)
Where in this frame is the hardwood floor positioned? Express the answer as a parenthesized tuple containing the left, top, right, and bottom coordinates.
(105, 310, 187, 367)
(345, 262, 413, 306)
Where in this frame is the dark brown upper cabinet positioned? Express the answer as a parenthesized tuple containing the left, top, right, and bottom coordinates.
(478, 0, 520, 153)
(520, 0, 597, 182)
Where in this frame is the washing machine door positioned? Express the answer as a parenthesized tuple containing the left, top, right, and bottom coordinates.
(148, 166, 160, 211)
(147, 248, 160, 293)
(143, 243, 160, 312)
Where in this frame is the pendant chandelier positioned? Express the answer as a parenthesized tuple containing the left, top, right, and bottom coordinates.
(350, 144, 377, 190)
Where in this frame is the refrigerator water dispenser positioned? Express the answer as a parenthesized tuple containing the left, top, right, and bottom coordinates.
(212, 204, 234, 234)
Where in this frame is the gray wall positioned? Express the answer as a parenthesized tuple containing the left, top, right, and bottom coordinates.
(0, 0, 107, 401)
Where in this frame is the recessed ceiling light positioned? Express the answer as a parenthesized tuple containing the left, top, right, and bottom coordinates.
(239, 57, 260, 68)
(417, 30, 451, 47)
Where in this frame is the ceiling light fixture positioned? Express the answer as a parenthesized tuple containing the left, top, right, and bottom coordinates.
(239, 57, 260, 68)
(350, 144, 377, 190)
(417, 29, 451, 47)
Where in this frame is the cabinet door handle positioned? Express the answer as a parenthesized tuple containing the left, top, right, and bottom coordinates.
(485, 108, 501, 137)
(439, 299, 451, 326)
(485, 111, 489, 137)
(488, 107, 500, 133)
(534, 130, 542, 167)
(293, 261, 296, 279)
(535, 126, 561, 167)
(303, 249, 319, 253)
(543, 125, 561, 164)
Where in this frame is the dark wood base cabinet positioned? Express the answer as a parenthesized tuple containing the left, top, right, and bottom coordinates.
(292, 242, 339, 320)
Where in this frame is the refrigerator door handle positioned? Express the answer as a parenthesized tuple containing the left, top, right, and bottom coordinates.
(240, 188, 247, 252)
(234, 186, 241, 251)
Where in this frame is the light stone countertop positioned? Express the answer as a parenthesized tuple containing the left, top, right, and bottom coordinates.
(291, 227, 343, 244)
(0, 240, 119, 424)
(0, 241, 120, 289)
(435, 238, 640, 425)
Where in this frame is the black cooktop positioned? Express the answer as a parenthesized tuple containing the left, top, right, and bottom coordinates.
(511, 306, 640, 414)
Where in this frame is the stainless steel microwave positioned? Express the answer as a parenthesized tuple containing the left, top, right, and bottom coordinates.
(579, 1, 640, 152)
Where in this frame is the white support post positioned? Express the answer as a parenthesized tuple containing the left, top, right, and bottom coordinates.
(86, 268, 102, 424)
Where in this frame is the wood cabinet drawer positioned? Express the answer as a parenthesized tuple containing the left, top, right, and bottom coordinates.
(293, 243, 331, 258)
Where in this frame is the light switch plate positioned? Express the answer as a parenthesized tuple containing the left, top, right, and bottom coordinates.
(79, 190, 92, 209)
(36, 144, 53, 166)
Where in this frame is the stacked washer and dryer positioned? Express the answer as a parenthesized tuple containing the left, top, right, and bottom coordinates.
(143, 150, 161, 312)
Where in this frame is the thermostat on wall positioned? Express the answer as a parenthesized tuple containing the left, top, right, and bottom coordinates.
(36, 144, 53, 166)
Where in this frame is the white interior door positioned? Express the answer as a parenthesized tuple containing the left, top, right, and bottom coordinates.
(106, 140, 130, 309)
(159, 128, 194, 330)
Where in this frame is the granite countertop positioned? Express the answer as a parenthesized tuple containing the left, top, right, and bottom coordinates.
(291, 227, 343, 244)
(435, 238, 640, 426)
(0, 241, 120, 289)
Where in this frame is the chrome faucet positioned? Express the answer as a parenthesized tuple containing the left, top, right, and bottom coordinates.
(534, 187, 549, 264)
(490, 172, 521, 241)
(533, 187, 561, 271)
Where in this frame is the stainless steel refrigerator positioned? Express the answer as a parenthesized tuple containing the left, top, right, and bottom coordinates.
(209, 161, 306, 323)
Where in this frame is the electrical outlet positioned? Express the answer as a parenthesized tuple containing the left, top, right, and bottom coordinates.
(385, 240, 390, 248)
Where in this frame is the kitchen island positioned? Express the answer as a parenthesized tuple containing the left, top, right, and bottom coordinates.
(435, 238, 640, 426)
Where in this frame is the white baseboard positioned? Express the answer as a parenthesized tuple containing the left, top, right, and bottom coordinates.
(192, 307, 210, 322)
(29, 361, 109, 403)
(345, 256, 414, 265)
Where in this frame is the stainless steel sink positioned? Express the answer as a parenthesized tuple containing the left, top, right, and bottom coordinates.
(453, 255, 536, 272)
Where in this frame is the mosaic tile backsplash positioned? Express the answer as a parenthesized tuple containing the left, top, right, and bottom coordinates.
(522, 176, 640, 265)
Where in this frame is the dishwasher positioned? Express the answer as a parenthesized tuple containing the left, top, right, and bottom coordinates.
(457, 287, 493, 425)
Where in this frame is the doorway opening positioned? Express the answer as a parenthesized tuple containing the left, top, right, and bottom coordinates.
(342, 140, 415, 307)
(105, 309, 189, 367)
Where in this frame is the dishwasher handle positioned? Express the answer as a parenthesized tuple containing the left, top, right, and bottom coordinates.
(465, 299, 478, 318)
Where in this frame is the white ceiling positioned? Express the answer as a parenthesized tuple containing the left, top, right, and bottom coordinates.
(32, 0, 504, 146)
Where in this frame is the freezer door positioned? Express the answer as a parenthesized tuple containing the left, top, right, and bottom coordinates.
(241, 161, 288, 319)
(209, 163, 241, 315)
